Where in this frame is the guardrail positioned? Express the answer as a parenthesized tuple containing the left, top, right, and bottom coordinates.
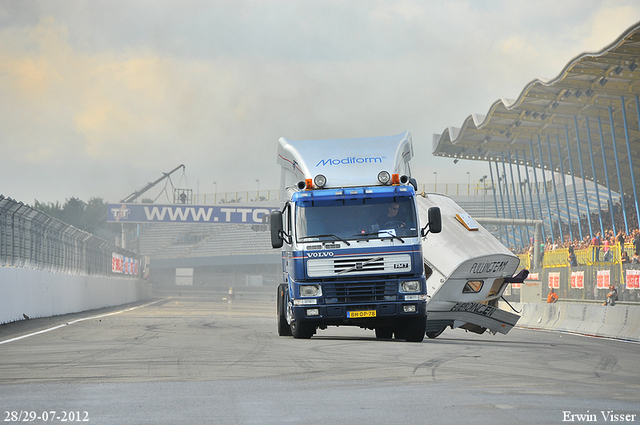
(512, 302, 640, 342)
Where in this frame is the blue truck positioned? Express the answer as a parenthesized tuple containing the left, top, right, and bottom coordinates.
(270, 132, 441, 341)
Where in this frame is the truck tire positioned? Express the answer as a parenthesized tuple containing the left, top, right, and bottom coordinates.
(403, 317, 426, 342)
(375, 327, 393, 339)
(291, 320, 315, 339)
(277, 284, 292, 336)
(426, 328, 445, 339)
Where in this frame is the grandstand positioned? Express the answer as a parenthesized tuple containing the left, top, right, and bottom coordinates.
(139, 222, 273, 259)
(136, 220, 279, 289)
(433, 21, 640, 304)
(432, 21, 640, 248)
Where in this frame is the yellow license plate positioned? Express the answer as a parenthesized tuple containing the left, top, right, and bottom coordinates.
(347, 310, 376, 318)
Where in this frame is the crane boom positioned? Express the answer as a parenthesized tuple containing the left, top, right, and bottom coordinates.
(120, 164, 185, 203)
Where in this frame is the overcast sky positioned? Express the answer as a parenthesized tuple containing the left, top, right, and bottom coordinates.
(2, 0, 640, 205)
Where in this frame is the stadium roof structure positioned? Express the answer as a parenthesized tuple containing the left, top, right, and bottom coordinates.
(433, 21, 640, 235)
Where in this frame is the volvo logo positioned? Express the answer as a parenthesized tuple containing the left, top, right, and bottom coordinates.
(306, 251, 335, 258)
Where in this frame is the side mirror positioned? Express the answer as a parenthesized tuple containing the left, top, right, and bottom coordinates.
(428, 206, 442, 234)
(409, 177, 418, 192)
(421, 206, 442, 237)
(270, 210, 284, 248)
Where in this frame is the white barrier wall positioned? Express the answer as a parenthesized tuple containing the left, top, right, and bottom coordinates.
(511, 302, 640, 343)
(0, 267, 152, 325)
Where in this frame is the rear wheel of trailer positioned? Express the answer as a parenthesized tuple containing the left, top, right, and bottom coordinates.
(426, 328, 445, 339)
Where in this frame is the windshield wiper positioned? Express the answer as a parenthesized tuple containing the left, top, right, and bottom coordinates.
(300, 234, 351, 246)
(356, 231, 405, 244)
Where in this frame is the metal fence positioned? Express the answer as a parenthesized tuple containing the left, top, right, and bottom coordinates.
(192, 184, 497, 204)
(193, 190, 280, 205)
(0, 195, 143, 277)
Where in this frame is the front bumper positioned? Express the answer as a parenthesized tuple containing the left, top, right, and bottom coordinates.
(290, 300, 426, 327)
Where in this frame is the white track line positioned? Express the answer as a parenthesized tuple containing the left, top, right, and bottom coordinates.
(0, 299, 163, 346)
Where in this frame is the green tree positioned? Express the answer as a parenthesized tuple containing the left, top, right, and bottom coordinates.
(33, 200, 63, 220)
(34, 197, 120, 243)
(61, 197, 86, 228)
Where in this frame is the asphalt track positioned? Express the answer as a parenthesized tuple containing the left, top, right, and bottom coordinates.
(1, 287, 639, 425)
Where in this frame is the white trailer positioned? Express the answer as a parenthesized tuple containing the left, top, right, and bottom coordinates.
(416, 193, 527, 338)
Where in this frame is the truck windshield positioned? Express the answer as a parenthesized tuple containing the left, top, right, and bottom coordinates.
(296, 197, 418, 242)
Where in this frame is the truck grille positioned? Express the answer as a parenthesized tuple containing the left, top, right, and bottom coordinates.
(323, 281, 396, 303)
(307, 254, 411, 277)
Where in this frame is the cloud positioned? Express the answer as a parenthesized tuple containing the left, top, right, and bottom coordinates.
(0, 1, 639, 205)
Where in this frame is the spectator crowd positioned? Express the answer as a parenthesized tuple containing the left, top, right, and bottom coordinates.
(511, 196, 640, 265)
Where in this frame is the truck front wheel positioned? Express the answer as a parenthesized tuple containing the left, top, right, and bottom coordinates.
(277, 284, 292, 336)
(375, 327, 393, 339)
(403, 317, 426, 342)
(291, 320, 315, 339)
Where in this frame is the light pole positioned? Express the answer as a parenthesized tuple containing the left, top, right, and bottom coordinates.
(481, 175, 488, 216)
(466, 171, 470, 195)
(433, 171, 437, 192)
(256, 179, 260, 201)
(213, 182, 217, 204)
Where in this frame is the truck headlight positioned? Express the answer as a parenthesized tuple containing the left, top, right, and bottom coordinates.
(299, 284, 322, 297)
(400, 281, 420, 293)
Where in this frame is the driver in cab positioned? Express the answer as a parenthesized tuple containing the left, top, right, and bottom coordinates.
(375, 203, 406, 230)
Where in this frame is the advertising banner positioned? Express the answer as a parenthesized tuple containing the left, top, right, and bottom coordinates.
(112, 253, 138, 275)
(112, 253, 123, 273)
(548, 272, 560, 289)
(107, 204, 277, 224)
(596, 269, 610, 289)
(570, 271, 584, 289)
(626, 269, 640, 290)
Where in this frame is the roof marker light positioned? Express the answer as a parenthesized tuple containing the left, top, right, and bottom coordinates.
(314, 174, 327, 188)
(377, 171, 391, 185)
